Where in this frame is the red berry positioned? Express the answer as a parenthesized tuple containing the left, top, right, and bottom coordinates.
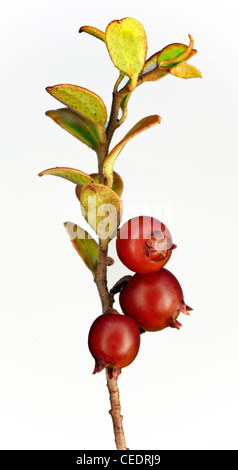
(119, 269, 192, 332)
(116, 216, 176, 274)
(88, 309, 141, 379)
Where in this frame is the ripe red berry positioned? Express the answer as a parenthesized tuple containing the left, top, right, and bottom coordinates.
(88, 309, 141, 379)
(119, 268, 192, 332)
(116, 216, 176, 274)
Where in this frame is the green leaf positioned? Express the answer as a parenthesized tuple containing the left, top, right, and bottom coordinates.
(46, 85, 107, 137)
(80, 183, 122, 249)
(105, 18, 147, 91)
(103, 115, 160, 187)
(90, 171, 124, 197)
(79, 25, 106, 42)
(45, 108, 100, 151)
(170, 63, 202, 79)
(38, 167, 95, 186)
(157, 44, 188, 66)
(157, 35, 195, 67)
(64, 222, 98, 275)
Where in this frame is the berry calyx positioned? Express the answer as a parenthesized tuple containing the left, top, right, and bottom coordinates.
(88, 309, 141, 379)
(145, 235, 176, 261)
(116, 216, 176, 274)
(119, 268, 192, 332)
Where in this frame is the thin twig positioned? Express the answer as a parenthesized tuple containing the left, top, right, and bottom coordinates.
(106, 370, 128, 450)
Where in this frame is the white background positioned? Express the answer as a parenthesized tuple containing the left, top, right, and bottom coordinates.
(1, 0, 237, 450)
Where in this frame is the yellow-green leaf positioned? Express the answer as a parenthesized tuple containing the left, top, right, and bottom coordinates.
(45, 108, 100, 151)
(105, 18, 147, 91)
(64, 222, 98, 275)
(38, 167, 95, 186)
(103, 115, 160, 187)
(46, 85, 107, 135)
(75, 171, 124, 200)
(170, 63, 202, 79)
(79, 25, 106, 42)
(90, 171, 124, 197)
(80, 184, 122, 248)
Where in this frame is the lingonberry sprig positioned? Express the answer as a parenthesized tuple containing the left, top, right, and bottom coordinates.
(39, 17, 201, 450)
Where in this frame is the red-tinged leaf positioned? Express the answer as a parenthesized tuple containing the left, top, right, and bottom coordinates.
(64, 222, 98, 275)
(103, 115, 161, 187)
(38, 167, 95, 186)
(46, 85, 107, 138)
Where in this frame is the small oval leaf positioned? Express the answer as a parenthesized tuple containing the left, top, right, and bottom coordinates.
(79, 25, 106, 42)
(80, 184, 122, 247)
(45, 108, 100, 151)
(170, 63, 202, 79)
(38, 167, 95, 186)
(64, 221, 98, 275)
(46, 84, 107, 132)
(103, 115, 160, 187)
(106, 18, 147, 91)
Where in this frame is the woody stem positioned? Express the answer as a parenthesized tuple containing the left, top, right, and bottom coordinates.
(93, 84, 128, 451)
